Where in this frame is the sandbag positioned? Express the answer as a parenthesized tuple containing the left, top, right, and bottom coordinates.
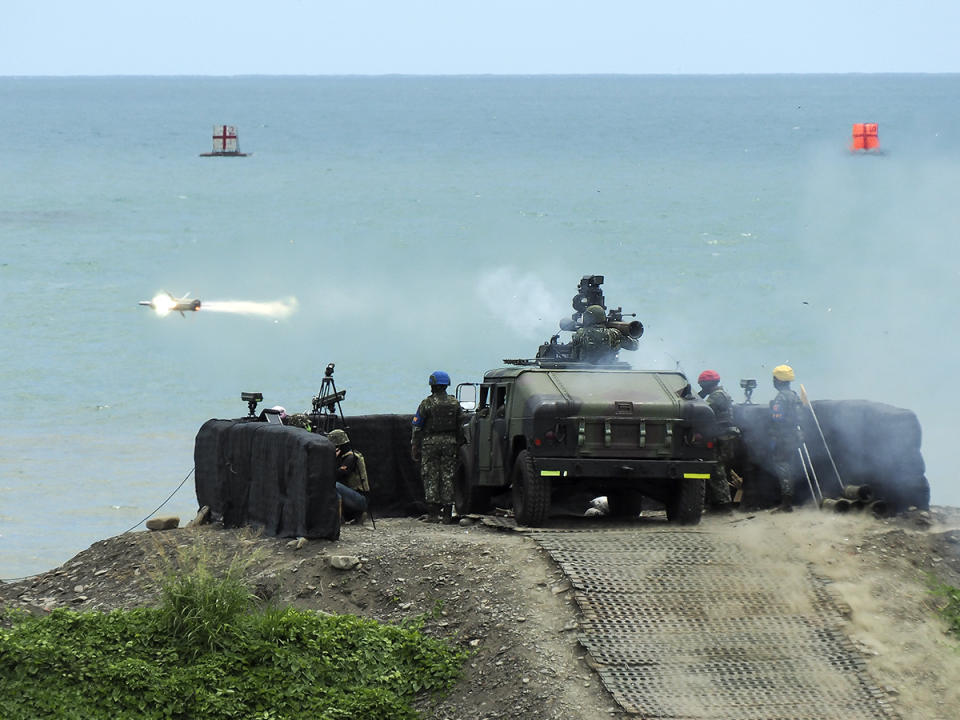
(194, 420, 340, 539)
(733, 400, 928, 512)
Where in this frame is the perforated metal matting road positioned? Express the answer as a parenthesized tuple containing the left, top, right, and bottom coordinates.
(528, 528, 900, 720)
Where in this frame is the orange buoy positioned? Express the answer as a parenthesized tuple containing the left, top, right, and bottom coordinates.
(851, 123, 879, 151)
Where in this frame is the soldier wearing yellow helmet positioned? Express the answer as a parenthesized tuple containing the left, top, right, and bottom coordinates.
(769, 365, 802, 511)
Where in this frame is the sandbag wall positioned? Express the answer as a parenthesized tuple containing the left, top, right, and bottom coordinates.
(734, 400, 929, 512)
(194, 419, 341, 539)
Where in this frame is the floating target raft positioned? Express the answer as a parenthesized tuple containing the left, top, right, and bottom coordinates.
(199, 124, 249, 157)
(850, 123, 879, 152)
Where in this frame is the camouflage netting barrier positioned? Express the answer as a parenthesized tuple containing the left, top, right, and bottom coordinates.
(330, 414, 426, 517)
(194, 420, 340, 539)
(194, 414, 424, 536)
(734, 399, 929, 512)
(194, 401, 928, 527)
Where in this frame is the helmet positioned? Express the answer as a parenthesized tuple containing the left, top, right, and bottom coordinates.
(582, 305, 606, 326)
(772, 365, 795, 382)
(697, 370, 720, 385)
(429, 370, 451, 387)
(327, 429, 350, 446)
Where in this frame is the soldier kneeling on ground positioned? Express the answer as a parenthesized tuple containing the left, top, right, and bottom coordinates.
(328, 429, 371, 525)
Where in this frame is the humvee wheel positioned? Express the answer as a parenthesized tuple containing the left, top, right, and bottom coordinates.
(454, 447, 492, 515)
(666, 476, 705, 525)
(511, 450, 550, 526)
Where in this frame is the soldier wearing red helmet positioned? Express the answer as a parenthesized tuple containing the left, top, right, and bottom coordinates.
(697, 370, 737, 511)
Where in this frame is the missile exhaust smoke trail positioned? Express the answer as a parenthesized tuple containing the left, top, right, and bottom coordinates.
(140, 293, 298, 319)
(202, 298, 298, 319)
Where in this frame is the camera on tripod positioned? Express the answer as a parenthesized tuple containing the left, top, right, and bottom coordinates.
(739, 379, 757, 404)
(241, 392, 263, 417)
(311, 362, 347, 432)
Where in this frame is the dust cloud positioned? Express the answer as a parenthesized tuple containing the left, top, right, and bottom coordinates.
(791, 148, 960, 507)
(476, 267, 565, 340)
(722, 511, 960, 720)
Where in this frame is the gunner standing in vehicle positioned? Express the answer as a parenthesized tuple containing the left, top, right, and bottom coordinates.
(769, 365, 803, 511)
(411, 371, 462, 524)
(570, 305, 638, 364)
(697, 370, 736, 510)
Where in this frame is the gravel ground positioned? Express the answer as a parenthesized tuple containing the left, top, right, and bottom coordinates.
(2, 506, 959, 720)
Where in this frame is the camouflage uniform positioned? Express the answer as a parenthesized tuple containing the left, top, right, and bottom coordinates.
(704, 386, 736, 507)
(571, 326, 628, 364)
(412, 391, 461, 505)
(329, 429, 370, 520)
(769, 387, 803, 505)
(284, 413, 313, 431)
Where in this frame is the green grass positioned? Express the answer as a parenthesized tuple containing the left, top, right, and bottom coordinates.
(0, 556, 465, 720)
(929, 577, 960, 639)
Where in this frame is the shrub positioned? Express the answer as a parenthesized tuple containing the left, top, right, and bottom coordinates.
(0, 555, 465, 720)
(929, 577, 960, 638)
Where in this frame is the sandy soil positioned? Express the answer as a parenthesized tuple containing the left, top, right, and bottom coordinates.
(2, 506, 959, 720)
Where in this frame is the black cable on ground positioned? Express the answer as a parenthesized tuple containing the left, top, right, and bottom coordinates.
(119, 466, 194, 535)
(0, 467, 195, 584)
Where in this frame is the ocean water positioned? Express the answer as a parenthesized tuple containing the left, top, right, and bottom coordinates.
(1, 75, 958, 578)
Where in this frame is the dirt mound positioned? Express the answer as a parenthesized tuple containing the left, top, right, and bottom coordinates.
(2, 507, 959, 720)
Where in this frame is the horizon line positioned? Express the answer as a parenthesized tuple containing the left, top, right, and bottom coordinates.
(2, 71, 959, 80)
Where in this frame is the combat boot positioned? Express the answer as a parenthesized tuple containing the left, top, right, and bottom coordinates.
(419, 503, 442, 523)
(439, 504, 454, 525)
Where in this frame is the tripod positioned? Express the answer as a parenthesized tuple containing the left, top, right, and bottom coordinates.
(312, 363, 347, 433)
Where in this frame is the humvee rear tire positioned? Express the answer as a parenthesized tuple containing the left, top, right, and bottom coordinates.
(454, 447, 493, 515)
(666, 476, 705, 525)
(511, 450, 550, 527)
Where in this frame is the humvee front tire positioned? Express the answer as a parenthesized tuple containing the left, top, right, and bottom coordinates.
(454, 447, 492, 515)
(666, 476, 705, 525)
(511, 450, 550, 527)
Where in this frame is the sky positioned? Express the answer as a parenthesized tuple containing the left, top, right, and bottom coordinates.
(2, 1, 960, 76)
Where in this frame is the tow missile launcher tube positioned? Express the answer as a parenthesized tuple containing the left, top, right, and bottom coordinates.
(842, 484, 874, 502)
(821, 498, 853, 513)
(607, 320, 644, 339)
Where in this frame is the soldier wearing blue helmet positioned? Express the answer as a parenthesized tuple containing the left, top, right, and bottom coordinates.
(412, 370, 462, 523)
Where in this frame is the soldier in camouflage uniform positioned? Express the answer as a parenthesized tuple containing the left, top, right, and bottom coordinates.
(697, 370, 736, 510)
(769, 365, 803, 511)
(283, 413, 313, 431)
(411, 370, 462, 524)
(328, 428, 370, 524)
(570, 305, 638, 364)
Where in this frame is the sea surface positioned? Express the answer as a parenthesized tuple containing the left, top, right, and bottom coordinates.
(1, 75, 958, 578)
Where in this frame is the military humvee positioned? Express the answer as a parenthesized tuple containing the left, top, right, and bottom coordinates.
(455, 364, 717, 526)
(454, 276, 718, 527)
